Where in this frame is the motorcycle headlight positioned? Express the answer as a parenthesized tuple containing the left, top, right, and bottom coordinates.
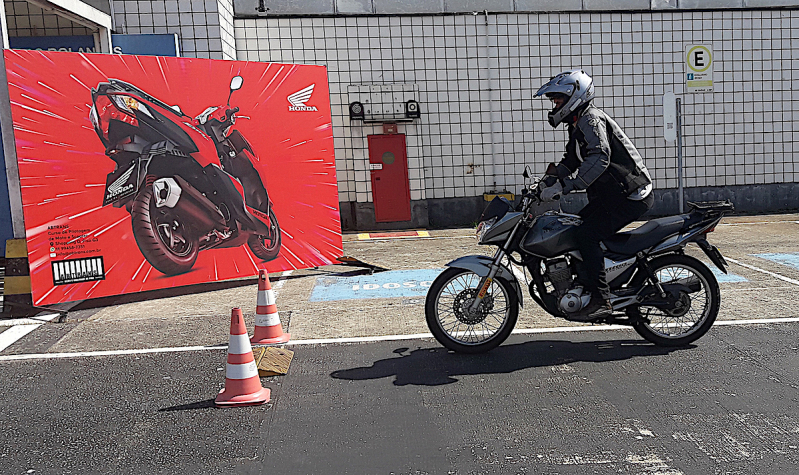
(475, 217, 497, 242)
(111, 95, 154, 119)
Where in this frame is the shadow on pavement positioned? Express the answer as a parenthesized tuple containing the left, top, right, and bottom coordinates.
(330, 338, 694, 386)
(158, 399, 217, 412)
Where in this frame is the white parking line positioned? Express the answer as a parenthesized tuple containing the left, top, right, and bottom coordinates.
(0, 324, 42, 352)
(726, 257, 799, 286)
(0, 313, 61, 327)
(3, 317, 799, 362)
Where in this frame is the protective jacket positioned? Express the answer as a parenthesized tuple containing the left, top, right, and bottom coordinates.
(555, 104, 652, 202)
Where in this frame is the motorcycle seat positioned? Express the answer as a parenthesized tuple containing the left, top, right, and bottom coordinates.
(603, 215, 688, 255)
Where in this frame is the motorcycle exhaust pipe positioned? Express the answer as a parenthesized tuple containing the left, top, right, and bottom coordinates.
(152, 177, 226, 234)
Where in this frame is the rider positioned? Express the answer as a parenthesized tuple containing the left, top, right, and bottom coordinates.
(534, 69, 654, 318)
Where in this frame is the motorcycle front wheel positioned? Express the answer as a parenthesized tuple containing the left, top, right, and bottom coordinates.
(131, 183, 199, 275)
(627, 254, 720, 347)
(425, 267, 518, 354)
(247, 208, 281, 261)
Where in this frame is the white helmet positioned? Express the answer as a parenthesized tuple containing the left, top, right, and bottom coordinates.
(534, 69, 595, 127)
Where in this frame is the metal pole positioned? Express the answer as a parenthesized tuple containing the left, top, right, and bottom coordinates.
(0, 51, 25, 237)
(676, 97, 684, 214)
(484, 10, 497, 192)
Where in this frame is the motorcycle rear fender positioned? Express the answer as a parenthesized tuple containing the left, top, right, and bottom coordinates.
(695, 237, 728, 273)
(445, 255, 523, 308)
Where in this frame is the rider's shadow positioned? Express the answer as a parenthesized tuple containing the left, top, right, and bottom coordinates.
(330, 339, 693, 386)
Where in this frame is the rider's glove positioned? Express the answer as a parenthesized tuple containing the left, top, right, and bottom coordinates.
(540, 181, 563, 202)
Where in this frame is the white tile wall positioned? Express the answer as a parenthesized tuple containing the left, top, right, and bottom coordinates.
(5, 0, 94, 37)
(111, 0, 229, 59)
(199, 10, 799, 201)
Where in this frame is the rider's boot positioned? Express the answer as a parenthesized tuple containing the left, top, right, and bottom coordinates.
(576, 294, 612, 319)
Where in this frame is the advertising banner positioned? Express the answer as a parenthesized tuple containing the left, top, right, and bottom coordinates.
(4, 50, 342, 305)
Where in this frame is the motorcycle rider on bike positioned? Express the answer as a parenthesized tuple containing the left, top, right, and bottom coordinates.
(534, 69, 654, 318)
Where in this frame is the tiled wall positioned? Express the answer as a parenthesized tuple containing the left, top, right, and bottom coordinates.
(5, 0, 94, 37)
(234, 9, 799, 205)
(111, 0, 236, 59)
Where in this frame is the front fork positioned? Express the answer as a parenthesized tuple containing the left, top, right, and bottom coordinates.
(467, 248, 507, 313)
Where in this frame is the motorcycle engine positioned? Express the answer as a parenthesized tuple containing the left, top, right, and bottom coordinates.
(545, 258, 573, 297)
(559, 286, 592, 314)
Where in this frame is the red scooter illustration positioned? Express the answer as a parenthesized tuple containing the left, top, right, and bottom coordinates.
(90, 76, 281, 275)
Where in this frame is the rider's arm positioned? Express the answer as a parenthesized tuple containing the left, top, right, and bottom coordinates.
(562, 115, 611, 194)
(553, 133, 580, 179)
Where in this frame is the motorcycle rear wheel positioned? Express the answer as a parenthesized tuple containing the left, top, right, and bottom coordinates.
(425, 267, 518, 354)
(247, 208, 281, 261)
(131, 183, 199, 275)
(627, 254, 720, 346)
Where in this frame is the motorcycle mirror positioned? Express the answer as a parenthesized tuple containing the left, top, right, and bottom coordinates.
(228, 76, 243, 106)
(523, 165, 533, 179)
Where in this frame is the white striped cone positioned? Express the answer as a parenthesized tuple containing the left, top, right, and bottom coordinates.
(251, 270, 290, 344)
(215, 307, 270, 407)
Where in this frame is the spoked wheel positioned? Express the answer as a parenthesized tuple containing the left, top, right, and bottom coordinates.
(131, 183, 199, 275)
(627, 254, 720, 346)
(247, 208, 281, 261)
(425, 267, 518, 353)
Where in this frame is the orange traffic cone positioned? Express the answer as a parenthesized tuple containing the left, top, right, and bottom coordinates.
(215, 307, 271, 407)
(251, 270, 291, 344)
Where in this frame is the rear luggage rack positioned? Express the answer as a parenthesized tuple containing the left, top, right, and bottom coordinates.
(687, 200, 735, 212)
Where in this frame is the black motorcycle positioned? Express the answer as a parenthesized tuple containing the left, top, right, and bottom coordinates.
(425, 167, 733, 353)
(91, 76, 280, 275)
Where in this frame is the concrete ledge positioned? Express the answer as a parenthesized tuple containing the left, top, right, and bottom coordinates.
(339, 183, 799, 230)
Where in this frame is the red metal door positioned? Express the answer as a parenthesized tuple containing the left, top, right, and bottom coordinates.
(368, 134, 411, 222)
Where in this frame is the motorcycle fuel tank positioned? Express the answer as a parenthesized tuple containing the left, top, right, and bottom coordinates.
(521, 212, 582, 258)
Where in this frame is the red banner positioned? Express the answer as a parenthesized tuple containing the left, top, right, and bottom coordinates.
(4, 50, 342, 305)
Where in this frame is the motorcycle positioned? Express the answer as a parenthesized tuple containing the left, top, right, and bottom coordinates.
(425, 166, 733, 353)
(90, 76, 281, 275)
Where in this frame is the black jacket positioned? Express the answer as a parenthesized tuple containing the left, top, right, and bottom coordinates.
(555, 104, 652, 202)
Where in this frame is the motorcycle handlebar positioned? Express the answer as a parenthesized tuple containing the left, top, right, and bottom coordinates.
(226, 107, 240, 117)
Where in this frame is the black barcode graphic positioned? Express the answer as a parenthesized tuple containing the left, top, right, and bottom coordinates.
(52, 257, 105, 286)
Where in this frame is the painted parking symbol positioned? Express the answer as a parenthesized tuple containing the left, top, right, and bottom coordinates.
(753, 253, 799, 271)
(310, 269, 444, 302)
(707, 265, 747, 283)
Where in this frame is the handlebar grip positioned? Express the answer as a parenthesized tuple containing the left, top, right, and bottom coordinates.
(227, 107, 240, 117)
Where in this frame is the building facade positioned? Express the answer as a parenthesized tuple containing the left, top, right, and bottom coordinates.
(2, 0, 799, 233)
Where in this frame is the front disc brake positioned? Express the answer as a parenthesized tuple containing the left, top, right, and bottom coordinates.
(453, 289, 494, 324)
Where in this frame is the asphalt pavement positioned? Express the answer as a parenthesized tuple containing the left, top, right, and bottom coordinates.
(2, 213, 799, 474)
(1, 324, 799, 474)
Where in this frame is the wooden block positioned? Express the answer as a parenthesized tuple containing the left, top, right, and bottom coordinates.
(255, 347, 294, 377)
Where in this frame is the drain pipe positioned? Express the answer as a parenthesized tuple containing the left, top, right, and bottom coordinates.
(484, 10, 498, 192)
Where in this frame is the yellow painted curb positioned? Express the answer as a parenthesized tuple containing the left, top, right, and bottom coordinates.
(5, 239, 28, 259)
(3, 275, 32, 295)
(483, 193, 514, 202)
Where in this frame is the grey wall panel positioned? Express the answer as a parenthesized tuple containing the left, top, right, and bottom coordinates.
(337, 0, 372, 14)
(234, 0, 799, 16)
(583, 0, 651, 10)
(82, 0, 112, 15)
(515, 0, 583, 10)
(233, 0, 334, 15)
(516, 0, 583, 12)
(650, 0, 678, 8)
(744, 0, 798, 5)
(443, 0, 514, 12)
(373, 0, 444, 14)
(680, 0, 744, 7)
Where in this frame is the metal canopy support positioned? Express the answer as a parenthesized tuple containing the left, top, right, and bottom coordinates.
(25, 0, 114, 52)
